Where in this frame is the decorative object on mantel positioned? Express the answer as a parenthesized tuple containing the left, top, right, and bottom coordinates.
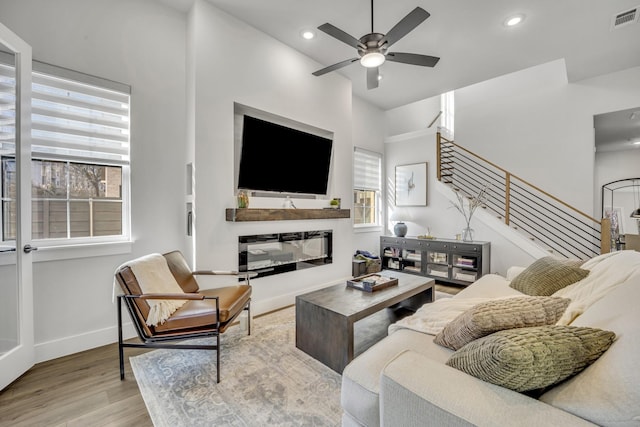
(282, 196, 296, 209)
(237, 190, 249, 208)
(450, 184, 489, 242)
(330, 198, 341, 209)
(395, 162, 428, 206)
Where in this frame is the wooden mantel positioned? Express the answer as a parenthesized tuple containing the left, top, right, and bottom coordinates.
(225, 208, 350, 222)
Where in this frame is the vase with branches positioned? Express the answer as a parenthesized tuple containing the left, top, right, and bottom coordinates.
(450, 185, 489, 241)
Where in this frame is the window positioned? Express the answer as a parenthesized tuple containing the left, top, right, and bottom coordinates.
(0, 57, 130, 245)
(441, 90, 454, 138)
(353, 147, 382, 228)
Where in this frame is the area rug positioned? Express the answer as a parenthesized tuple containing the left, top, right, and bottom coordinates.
(130, 306, 342, 426)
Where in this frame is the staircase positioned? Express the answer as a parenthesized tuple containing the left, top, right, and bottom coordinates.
(436, 132, 611, 259)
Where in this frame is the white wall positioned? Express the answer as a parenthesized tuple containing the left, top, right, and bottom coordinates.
(455, 61, 640, 215)
(385, 96, 441, 138)
(384, 131, 536, 275)
(0, 0, 189, 361)
(188, 0, 357, 314)
(352, 95, 386, 256)
(385, 61, 640, 269)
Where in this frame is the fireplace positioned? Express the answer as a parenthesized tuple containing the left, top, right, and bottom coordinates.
(239, 230, 332, 278)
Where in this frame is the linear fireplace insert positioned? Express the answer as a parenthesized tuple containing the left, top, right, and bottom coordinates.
(239, 230, 332, 278)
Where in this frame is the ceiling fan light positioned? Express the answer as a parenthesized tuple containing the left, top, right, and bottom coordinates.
(360, 52, 385, 68)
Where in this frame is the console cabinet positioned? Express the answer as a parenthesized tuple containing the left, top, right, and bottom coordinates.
(380, 236, 490, 286)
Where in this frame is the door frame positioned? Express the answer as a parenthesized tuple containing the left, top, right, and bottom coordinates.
(0, 21, 34, 390)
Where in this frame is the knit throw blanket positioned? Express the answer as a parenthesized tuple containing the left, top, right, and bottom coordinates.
(124, 253, 187, 327)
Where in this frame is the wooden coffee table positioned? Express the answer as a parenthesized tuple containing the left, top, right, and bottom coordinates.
(295, 270, 434, 373)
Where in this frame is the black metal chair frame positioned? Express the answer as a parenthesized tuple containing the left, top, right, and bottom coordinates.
(117, 290, 251, 384)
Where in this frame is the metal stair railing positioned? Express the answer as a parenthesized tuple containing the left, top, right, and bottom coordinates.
(437, 132, 611, 258)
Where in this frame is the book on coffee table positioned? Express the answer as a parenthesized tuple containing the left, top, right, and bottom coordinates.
(347, 273, 398, 292)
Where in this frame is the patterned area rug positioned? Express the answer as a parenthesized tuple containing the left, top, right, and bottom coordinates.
(130, 306, 342, 426)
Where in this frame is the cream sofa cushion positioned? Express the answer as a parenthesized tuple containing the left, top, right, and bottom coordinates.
(539, 268, 640, 426)
(341, 328, 453, 427)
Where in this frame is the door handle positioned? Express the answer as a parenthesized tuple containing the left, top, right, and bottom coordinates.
(0, 247, 17, 253)
(23, 244, 38, 254)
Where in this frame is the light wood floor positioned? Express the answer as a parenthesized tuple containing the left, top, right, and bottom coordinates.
(0, 343, 152, 427)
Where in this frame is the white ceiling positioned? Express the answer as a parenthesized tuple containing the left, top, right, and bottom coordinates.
(159, 0, 640, 149)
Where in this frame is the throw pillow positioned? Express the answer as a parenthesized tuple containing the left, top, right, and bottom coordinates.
(509, 257, 589, 296)
(446, 325, 615, 392)
(434, 296, 571, 350)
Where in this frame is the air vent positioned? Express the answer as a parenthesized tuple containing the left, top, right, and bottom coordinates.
(611, 6, 639, 30)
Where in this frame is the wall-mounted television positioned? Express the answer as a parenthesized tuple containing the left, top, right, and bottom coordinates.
(236, 114, 334, 196)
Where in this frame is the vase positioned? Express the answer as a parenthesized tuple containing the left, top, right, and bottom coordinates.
(394, 222, 408, 237)
(462, 227, 474, 242)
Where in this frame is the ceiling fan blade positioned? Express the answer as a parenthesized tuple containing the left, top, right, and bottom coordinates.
(367, 67, 379, 90)
(318, 23, 366, 49)
(379, 7, 430, 49)
(386, 52, 440, 67)
(312, 58, 359, 76)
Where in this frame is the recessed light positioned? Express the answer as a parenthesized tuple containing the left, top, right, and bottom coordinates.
(505, 14, 525, 27)
(301, 30, 315, 40)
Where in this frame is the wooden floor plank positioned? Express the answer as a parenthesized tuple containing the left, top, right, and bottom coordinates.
(0, 343, 152, 427)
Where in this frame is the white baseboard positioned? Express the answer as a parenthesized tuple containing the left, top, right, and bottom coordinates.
(34, 277, 350, 363)
(35, 322, 137, 364)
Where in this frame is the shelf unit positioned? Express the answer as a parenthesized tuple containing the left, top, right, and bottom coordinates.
(380, 236, 490, 286)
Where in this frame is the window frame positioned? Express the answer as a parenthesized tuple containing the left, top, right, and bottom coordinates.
(353, 147, 382, 230)
(0, 54, 132, 255)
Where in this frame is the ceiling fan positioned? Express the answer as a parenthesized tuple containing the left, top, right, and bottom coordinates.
(312, 0, 440, 90)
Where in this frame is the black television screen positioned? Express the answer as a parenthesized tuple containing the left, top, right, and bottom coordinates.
(237, 115, 333, 195)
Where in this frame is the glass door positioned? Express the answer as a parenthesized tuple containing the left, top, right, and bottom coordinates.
(0, 22, 34, 391)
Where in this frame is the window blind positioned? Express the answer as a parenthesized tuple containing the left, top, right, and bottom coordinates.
(354, 147, 381, 191)
(0, 55, 130, 165)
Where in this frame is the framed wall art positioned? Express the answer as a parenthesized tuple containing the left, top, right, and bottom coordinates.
(395, 162, 427, 206)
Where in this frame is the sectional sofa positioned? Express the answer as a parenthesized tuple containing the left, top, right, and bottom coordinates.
(341, 250, 640, 427)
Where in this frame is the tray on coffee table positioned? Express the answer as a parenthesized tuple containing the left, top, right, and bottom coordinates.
(347, 273, 398, 292)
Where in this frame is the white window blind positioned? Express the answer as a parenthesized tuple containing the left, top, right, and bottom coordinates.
(0, 57, 130, 165)
(354, 147, 381, 191)
(31, 66, 130, 165)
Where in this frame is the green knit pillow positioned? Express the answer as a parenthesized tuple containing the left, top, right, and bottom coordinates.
(446, 325, 615, 392)
(434, 296, 571, 350)
(509, 257, 589, 296)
